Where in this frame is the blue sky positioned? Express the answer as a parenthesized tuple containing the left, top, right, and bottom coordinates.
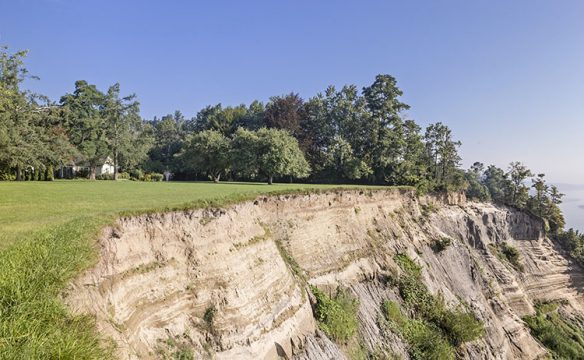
(1, 1, 583, 188)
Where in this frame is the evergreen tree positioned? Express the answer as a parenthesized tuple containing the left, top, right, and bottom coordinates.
(102, 83, 143, 180)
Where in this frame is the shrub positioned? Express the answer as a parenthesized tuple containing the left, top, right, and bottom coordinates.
(46, 165, 54, 181)
(311, 286, 359, 343)
(405, 320, 454, 360)
(555, 229, 584, 268)
(420, 203, 437, 217)
(523, 301, 584, 359)
(117, 172, 130, 180)
(432, 237, 452, 253)
(389, 254, 484, 356)
(75, 168, 90, 179)
(382, 300, 454, 360)
(500, 242, 520, 264)
(0, 171, 15, 181)
(398, 273, 438, 317)
(38, 167, 45, 181)
(96, 173, 114, 180)
(382, 300, 407, 327)
(394, 254, 422, 277)
(438, 307, 485, 345)
(129, 168, 144, 180)
(150, 173, 164, 182)
(203, 305, 217, 329)
(492, 242, 524, 271)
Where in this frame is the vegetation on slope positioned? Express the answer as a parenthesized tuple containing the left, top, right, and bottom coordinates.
(523, 301, 584, 360)
(555, 228, 584, 268)
(489, 242, 524, 272)
(310, 286, 359, 343)
(384, 255, 484, 359)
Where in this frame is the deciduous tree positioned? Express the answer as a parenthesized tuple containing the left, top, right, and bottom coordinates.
(180, 130, 230, 182)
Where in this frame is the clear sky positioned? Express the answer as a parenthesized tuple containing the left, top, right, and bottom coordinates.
(1, 1, 583, 210)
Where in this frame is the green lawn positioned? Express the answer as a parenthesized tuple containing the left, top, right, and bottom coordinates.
(0, 180, 390, 359)
(0, 180, 373, 249)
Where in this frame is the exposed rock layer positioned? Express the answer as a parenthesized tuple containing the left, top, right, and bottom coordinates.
(65, 190, 584, 359)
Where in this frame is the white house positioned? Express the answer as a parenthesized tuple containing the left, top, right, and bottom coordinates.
(60, 157, 114, 178)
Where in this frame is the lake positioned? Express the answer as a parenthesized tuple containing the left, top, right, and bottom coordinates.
(558, 184, 584, 232)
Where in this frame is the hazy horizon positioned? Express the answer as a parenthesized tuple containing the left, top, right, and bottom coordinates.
(556, 183, 584, 232)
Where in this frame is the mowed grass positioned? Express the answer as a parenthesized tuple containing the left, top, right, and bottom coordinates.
(0, 180, 375, 248)
(0, 180, 391, 359)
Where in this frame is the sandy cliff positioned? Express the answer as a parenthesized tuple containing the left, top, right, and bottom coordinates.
(65, 189, 584, 359)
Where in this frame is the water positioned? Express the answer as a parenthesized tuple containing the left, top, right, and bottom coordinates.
(558, 184, 584, 232)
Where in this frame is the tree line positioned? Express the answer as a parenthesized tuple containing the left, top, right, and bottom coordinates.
(0, 46, 465, 189)
(145, 78, 465, 191)
(0, 46, 573, 238)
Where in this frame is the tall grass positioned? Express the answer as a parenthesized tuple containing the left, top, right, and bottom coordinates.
(0, 217, 113, 359)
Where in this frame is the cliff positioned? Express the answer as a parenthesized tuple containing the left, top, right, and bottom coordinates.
(64, 189, 584, 359)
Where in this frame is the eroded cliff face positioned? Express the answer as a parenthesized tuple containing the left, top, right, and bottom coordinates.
(64, 190, 584, 359)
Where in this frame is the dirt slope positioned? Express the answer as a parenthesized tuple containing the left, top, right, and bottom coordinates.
(65, 189, 584, 359)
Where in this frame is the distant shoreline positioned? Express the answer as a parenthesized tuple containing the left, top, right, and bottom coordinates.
(559, 185, 584, 231)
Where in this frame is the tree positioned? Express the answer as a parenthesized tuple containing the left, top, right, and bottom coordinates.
(0, 47, 46, 180)
(465, 162, 490, 201)
(255, 128, 310, 184)
(362, 74, 410, 183)
(60, 80, 108, 180)
(194, 103, 249, 136)
(324, 136, 372, 180)
(233, 100, 266, 131)
(231, 128, 310, 184)
(424, 122, 462, 189)
(264, 93, 305, 136)
(102, 83, 142, 180)
(531, 173, 548, 216)
(231, 128, 260, 179)
(528, 174, 565, 233)
(145, 114, 185, 173)
(482, 165, 508, 202)
(505, 162, 533, 208)
(388, 119, 427, 186)
(180, 130, 230, 182)
(118, 121, 154, 172)
(300, 88, 343, 178)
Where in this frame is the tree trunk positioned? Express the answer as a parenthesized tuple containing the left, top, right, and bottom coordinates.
(16, 165, 22, 181)
(113, 149, 118, 181)
(90, 167, 97, 180)
(213, 173, 220, 183)
(268, 175, 273, 185)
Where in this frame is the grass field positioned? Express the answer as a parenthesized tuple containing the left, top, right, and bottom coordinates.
(0, 180, 388, 359)
(0, 180, 370, 249)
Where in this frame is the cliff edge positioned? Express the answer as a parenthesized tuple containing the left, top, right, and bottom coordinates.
(64, 189, 584, 359)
